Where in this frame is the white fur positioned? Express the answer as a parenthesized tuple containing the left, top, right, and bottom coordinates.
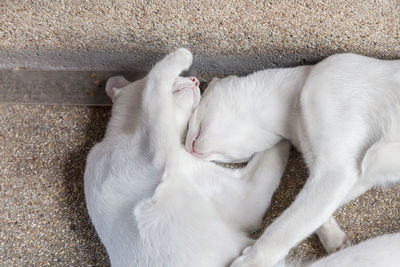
(273, 233, 400, 267)
(84, 48, 291, 267)
(306, 233, 400, 267)
(186, 53, 400, 266)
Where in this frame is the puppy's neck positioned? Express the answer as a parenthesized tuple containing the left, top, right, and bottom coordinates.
(242, 65, 310, 147)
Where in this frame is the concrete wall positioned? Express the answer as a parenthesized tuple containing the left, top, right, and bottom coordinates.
(1, 0, 399, 75)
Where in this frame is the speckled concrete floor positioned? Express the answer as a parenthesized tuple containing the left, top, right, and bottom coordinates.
(1, 0, 399, 74)
(1, 0, 399, 58)
(1, 104, 399, 266)
(0, 105, 110, 266)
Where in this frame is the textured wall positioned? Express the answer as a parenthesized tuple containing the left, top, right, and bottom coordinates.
(1, 0, 399, 73)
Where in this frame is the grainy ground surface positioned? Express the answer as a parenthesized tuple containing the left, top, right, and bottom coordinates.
(1, 104, 399, 266)
(0, 0, 399, 73)
(1, 0, 399, 57)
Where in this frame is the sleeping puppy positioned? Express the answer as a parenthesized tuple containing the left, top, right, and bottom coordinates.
(186, 53, 400, 266)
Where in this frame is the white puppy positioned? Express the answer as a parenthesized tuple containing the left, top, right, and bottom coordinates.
(186, 53, 400, 266)
(284, 232, 400, 267)
(84, 48, 291, 267)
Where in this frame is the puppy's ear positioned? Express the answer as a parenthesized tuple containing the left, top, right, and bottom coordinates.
(209, 77, 219, 84)
(201, 77, 222, 94)
(106, 76, 130, 102)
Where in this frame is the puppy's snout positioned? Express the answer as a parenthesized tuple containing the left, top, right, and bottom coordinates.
(189, 77, 200, 87)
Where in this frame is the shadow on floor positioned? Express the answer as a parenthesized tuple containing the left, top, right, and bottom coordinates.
(62, 106, 111, 266)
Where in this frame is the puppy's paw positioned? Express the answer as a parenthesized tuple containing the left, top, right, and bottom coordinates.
(230, 245, 265, 267)
(171, 47, 193, 71)
(317, 223, 351, 254)
(325, 235, 351, 254)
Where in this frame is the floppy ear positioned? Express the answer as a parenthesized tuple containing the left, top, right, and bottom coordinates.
(209, 77, 219, 84)
(200, 77, 220, 95)
(105, 76, 130, 102)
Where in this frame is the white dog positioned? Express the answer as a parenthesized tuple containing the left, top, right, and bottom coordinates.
(186, 53, 400, 266)
(284, 232, 400, 267)
(84, 48, 291, 267)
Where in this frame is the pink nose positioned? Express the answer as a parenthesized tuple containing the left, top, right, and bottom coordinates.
(189, 77, 200, 87)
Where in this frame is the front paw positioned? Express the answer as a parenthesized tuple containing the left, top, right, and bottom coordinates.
(230, 246, 265, 267)
(323, 234, 351, 254)
(169, 47, 193, 72)
(317, 218, 351, 254)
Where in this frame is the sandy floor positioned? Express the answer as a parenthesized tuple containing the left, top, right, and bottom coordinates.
(1, 1, 399, 59)
(0, 104, 399, 266)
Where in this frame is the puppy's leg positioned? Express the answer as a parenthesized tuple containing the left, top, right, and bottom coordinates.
(362, 141, 400, 185)
(231, 162, 359, 267)
(238, 141, 291, 230)
(315, 141, 400, 254)
(141, 48, 193, 167)
(316, 216, 350, 254)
